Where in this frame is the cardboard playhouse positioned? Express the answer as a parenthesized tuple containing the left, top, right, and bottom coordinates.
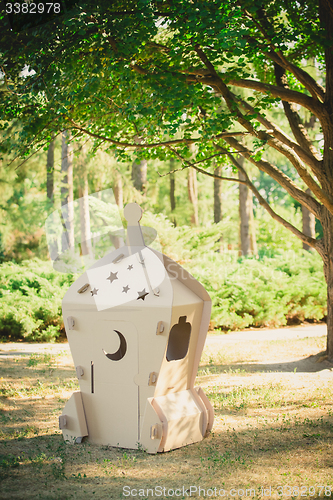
(57, 201, 214, 454)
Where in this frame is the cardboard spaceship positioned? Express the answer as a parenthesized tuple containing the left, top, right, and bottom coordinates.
(58, 202, 214, 453)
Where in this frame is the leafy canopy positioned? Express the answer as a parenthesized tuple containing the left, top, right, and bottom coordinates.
(0, 0, 325, 163)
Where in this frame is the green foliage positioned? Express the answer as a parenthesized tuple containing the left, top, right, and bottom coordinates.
(143, 211, 326, 330)
(190, 251, 326, 330)
(0, 0, 329, 302)
(0, 139, 52, 262)
(255, 205, 303, 253)
(0, 233, 5, 264)
(141, 210, 227, 261)
(0, 225, 325, 340)
(0, 0, 326, 169)
(0, 259, 76, 341)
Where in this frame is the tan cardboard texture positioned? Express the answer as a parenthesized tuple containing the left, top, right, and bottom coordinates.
(59, 202, 214, 453)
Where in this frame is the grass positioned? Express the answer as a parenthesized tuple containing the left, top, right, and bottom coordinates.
(0, 335, 332, 499)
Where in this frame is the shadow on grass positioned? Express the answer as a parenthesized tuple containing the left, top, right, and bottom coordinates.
(0, 414, 332, 499)
(200, 351, 333, 374)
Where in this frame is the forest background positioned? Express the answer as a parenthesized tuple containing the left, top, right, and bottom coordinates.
(0, 126, 326, 343)
(0, 0, 328, 344)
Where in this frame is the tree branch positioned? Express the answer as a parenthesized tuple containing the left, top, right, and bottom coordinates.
(131, 63, 147, 75)
(274, 63, 322, 161)
(226, 150, 320, 250)
(166, 140, 320, 251)
(182, 47, 327, 211)
(267, 50, 325, 102)
(220, 136, 323, 219)
(181, 67, 212, 76)
(164, 147, 247, 183)
(230, 90, 324, 178)
(192, 45, 261, 137)
(184, 69, 324, 180)
(188, 46, 326, 208)
(229, 78, 326, 119)
(5, 118, 58, 168)
(66, 118, 248, 149)
(12, 130, 84, 170)
(183, 59, 327, 119)
(242, 6, 325, 101)
(265, 137, 333, 214)
(185, 71, 324, 179)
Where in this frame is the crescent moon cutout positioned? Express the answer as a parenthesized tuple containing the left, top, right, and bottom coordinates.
(102, 330, 127, 361)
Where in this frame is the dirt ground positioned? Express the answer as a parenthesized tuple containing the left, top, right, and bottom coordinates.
(0, 323, 332, 500)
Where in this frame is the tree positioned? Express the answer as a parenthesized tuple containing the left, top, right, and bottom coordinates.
(131, 158, 147, 194)
(187, 167, 199, 226)
(169, 158, 176, 225)
(1, 0, 333, 358)
(61, 131, 74, 252)
(188, 144, 199, 225)
(213, 164, 223, 226)
(77, 144, 93, 258)
(302, 188, 316, 251)
(238, 157, 257, 256)
(113, 170, 124, 210)
(46, 139, 55, 204)
(213, 162, 223, 252)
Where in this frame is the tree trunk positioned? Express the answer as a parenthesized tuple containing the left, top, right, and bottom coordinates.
(114, 170, 123, 210)
(320, 206, 333, 362)
(302, 188, 316, 251)
(188, 167, 199, 226)
(78, 168, 93, 258)
(46, 139, 58, 260)
(239, 171, 250, 256)
(214, 164, 223, 252)
(301, 103, 317, 251)
(326, 284, 333, 362)
(46, 139, 55, 203)
(132, 159, 147, 193)
(326, 264, 333, 363)
(170, 158, 176, 225)
(214, 165, 222, 224)
(170, 158, 176, 212)
(318, 0, 333, 362)
(238, 158, 257, 256)
(61, 131, 74, 251)
(187, 144, 199, 225)
(249, 195, 258, 256)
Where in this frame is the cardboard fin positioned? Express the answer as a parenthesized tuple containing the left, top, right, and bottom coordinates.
(140, 398, 164, 454)
(195, 386, 214, 433)
(151, 390, 205, 452)
(60, 391, 88, 444)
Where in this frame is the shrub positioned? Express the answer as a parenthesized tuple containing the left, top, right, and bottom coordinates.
(187, 251, 326, 330)
(0, 219, 327, 340)
(0, 259, 77, 342)
(141, 212, 326, 330)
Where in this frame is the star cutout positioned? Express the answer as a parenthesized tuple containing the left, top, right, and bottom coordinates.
(137, 288, 149, 301)
(91, 288, 98, 296)
(107, 271, 118, 283)
(127, 265, 133, 271)
(122, 285, 130, 294)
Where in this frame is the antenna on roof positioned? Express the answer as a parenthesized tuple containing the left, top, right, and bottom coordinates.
(124, 203, 145, 253)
